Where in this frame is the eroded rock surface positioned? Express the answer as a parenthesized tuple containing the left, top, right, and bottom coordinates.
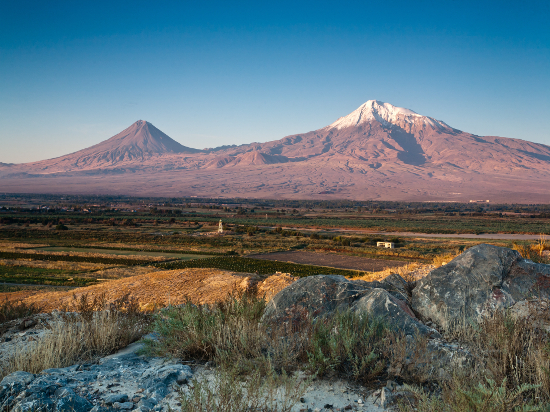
(411, 244, 550, 330)
(0, 343, 192, 412)
(350, 288, 438, 337)
(262, 274, 439, 338)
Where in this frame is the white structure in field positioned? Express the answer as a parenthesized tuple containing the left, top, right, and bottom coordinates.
(377, 241, 395, 249)
(218, 219, 223, 234)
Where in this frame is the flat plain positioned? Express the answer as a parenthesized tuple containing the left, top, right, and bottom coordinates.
(1, 194, 548, 303)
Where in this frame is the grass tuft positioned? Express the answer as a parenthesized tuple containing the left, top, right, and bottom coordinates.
(0, 299, 42, 324)
(0, 293, 149, 380)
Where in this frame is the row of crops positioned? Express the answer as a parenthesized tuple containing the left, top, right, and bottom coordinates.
(0, 265, 100, 287)
(62, 245, 231, 256)
(155, 256, 364, 278)
(0, 251, 157, 266)
(5, 212, 550, 234)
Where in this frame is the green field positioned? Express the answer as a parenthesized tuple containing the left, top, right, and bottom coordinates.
(0, 265, 98, 287)
(156, 256, 365, 278)
(35, 246, 214, 260)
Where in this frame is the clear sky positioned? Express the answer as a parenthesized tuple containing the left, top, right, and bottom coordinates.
(1, 0, 549, 163)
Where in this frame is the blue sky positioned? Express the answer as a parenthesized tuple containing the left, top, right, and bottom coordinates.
(1, 0, 549, 163)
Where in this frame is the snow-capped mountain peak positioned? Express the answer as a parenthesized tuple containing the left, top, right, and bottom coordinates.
(325, 100, 452, 131)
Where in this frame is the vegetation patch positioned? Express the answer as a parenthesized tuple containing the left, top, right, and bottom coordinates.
(0, 265, 100, 287)
(146, 293, 388, 384)
(0, 293, 149, 381)
(0, 251, 160, 266)
(155, 256, 365, 277)
(0, 299, 42, 324)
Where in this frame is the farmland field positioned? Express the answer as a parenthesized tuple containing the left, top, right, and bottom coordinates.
(248, 250, 408, 272)
(0, 194, 549, 296)
(34, 246, 214, 260)
(155, 256, 368, 278)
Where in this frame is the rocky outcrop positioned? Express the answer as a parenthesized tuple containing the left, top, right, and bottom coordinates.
(0, 343, 192, 412)
(262, 274, 438, 337)
(411, 244, 550, 330)
(350, 289, 437, 337)
(262, 275, 370, 323)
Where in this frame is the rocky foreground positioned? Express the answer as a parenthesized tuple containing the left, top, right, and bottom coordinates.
(2, 244, 550, 411)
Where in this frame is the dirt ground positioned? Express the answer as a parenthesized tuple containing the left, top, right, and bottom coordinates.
(249, 251, 408, 272)
(14, 268, 297, 311)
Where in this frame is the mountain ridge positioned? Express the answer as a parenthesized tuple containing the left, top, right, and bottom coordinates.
(13, 120, 200, 172)
(2, 101, 550, 203)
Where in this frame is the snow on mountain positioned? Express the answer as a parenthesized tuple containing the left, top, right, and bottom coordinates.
(325, 100, 452, 131)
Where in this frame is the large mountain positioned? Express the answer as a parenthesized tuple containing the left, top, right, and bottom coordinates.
(2, 101, 550, 202)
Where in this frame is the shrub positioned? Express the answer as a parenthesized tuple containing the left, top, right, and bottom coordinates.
(0, 299, 42, 324)
(304, 310, 386, 382)
(0, 293, 149, 380)
(147, 293, 267, 368)
(179, 367, 311, 412)
(398, 309, 550, 411)
(147, 293, 388, 384)
(398, 379, 544, 412)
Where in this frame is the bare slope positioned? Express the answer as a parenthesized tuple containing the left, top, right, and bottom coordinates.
(10, 120, 200, 173)
(2, 101, 550, 202)
(15, 268, 296, 311)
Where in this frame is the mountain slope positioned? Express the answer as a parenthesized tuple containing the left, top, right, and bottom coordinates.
(2, 101, 550, 202)
(17, 120, 200, 172)
(210, 100, 550, 174)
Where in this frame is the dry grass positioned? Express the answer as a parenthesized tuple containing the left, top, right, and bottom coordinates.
(148, 293, 388, 384)
(180, 368, 312, 412)
(351, 262, 433, 283)
(513, 236, 550, 263)
(432, 252, 460, 268)
(399, 308, 550, 411)
(0, 287, 60, 304)
(17, 268, 296, 312)
(0, 298, 42, 324)
(0, 293, 148, 381)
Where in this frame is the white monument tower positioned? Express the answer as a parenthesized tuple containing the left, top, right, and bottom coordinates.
(218, 219, 223, 234)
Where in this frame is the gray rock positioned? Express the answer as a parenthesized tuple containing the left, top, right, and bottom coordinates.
(137, 398, 157, 411)
(262, 275, 371, 323)
(156, 365, 192, 385)
(138, 363, 192, 401)
(54, 388, 92, 412)
(0, 371, 36, 407)
(104, 394, 129, 405)
(350, 288, 439, 337)
(115, 402, 134, 410)
(379, 387, 393, 408)
(42, 365, 80, 375)
(412, 244, 550, 329)
(1, 371, 36, 387)
(387, 334, 472, 383)
(90, 406, 114, 412)
(381, 273, 411, 303)
(142, 384, 168, 401)
(262, 274, 434, 339)
(11, 392, 55, 412)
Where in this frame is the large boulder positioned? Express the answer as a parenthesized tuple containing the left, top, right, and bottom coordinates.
(261, 275, 371, 323)
(262, 274, 438, 337)
(350, 288, 439, 337)
(411, 244, 550, 330)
